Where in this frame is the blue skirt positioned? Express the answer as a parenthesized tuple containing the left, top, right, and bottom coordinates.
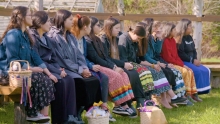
(184, 62, 211, 94)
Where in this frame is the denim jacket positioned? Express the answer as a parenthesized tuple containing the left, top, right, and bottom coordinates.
(0, 29, 46, 75)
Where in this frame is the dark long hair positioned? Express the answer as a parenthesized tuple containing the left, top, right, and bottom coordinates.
(52, 9, 72, 33)
(71, 14, 90, 37)
(30, 11, 49, 29)
(0, 6, 34, 45)
(88, 16, 104, 58)
(103, 17, 120, 59)
(142, 18, 154, 34)
(135, 22, 149, 56)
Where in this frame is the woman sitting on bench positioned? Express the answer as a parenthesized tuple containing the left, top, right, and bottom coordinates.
(0, 6, 56, 123)
(47, 9, 102, 123)
(29, 11, 83, 124)
(175, 19, 211, 95)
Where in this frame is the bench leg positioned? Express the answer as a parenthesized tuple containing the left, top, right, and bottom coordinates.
(0, 95, 3, 106)
(211, 76, 220, 88)
(14, 102, 32, 124)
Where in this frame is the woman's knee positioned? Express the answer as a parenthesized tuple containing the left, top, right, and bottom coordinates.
(100, 73, 109, 85)
(181, 68, 188, 74)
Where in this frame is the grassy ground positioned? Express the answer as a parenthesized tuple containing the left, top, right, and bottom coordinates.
(201, 58, 220, 62)
(0, 89, 220, 124)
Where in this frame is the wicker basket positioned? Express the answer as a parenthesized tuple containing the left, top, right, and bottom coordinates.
(86, 114, 109, 124)
(8, 60, 32, 87)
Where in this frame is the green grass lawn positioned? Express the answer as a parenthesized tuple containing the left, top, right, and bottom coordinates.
(1, 89, 220, 124)
(201, 58, 220, 62)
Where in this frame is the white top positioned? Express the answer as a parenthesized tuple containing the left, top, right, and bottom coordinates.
(77, 38, 84, 54)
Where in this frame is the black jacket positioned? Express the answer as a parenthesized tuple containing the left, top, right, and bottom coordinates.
(29, 28, 62, 79)
(100, 34, 125, 68)
(118, 32, 142, 64)
(178, 35, 197, 63)
(85, 36, 116, 69)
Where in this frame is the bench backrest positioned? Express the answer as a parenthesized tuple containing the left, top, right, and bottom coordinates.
(0, 16, 10, 37)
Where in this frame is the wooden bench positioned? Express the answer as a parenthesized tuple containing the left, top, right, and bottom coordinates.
(0, 85, 32, 124)
(202, 62, 220, 88)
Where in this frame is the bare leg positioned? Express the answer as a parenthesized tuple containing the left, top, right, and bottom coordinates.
(160, 92, 172, 109)
(167, 89, 176, 98)
(40, 106, 49, 116)
(166, 92, 171, 103)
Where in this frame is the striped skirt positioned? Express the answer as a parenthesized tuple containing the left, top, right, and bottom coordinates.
(174, 65, 197, 95)
(131, 62, 154, 92)
(146, 66, 171, 95)
(99, 66, 134, 105)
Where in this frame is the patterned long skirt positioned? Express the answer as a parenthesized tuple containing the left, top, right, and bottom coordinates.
(146, 66, 171, 95)
(162, 67, 186, 97)
(170, 68, 186, 97)
(99, 66, 134, 105)
(184, 62, 211, 94)
(174, 65, 197, 95)
(130, 62, 154, 92)
(26, 72, 55, 117)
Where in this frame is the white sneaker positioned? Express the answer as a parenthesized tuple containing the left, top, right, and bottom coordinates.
(26, 113, 50, 123)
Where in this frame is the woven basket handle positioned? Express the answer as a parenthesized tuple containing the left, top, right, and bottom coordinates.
(9, 60, 30, 71)
(141, 100, 155, 112)
(144, 100, 155, 107)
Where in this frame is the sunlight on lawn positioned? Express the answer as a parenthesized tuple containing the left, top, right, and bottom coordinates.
(0, 89, 220, 124)
(201, 58, 220, 62)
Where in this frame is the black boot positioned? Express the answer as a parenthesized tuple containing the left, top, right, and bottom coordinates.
(145, 91, 152, 101)
(136, 98, 145, 109)
(77, 106, 85, 124)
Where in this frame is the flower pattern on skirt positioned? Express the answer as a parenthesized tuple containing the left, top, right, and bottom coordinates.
(26, 72, 55, 117)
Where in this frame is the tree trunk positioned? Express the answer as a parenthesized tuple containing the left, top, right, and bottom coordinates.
(34, 0, 43, 11)
(193, 0, 203, 60)
(96, 0, 104, 13)
(14, 102, 32, 124)
(117, 0, 125, 31)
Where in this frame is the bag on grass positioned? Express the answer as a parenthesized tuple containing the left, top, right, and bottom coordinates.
(139, 100, 168, 124)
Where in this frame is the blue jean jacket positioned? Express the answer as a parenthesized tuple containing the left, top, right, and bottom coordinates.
(0, 29, 46, 75)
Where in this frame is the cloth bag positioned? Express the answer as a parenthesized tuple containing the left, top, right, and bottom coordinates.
(139, 100, 168, 124)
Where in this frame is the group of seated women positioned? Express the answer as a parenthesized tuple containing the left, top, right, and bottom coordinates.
(0, 6, 211, 124)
